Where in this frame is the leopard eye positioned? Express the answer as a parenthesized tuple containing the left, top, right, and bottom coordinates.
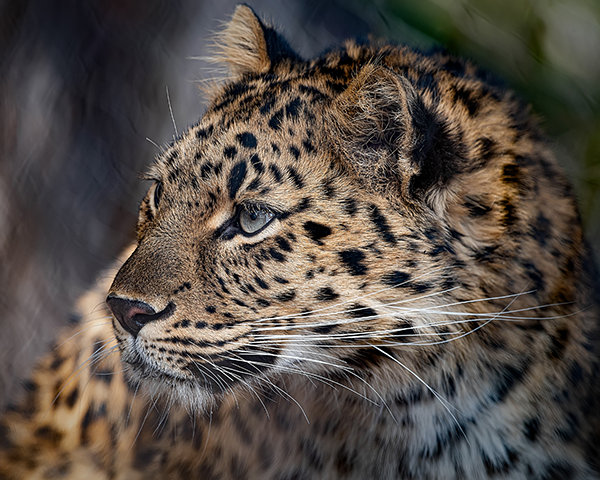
(239, 207, 274, 235)
(152, 181, 163, 209)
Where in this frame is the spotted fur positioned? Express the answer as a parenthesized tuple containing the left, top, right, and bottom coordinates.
(1, 5, 599, 479)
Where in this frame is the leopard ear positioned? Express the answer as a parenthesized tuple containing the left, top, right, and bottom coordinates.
(330, 64, 463, 208)
(215, 4, 300, 76)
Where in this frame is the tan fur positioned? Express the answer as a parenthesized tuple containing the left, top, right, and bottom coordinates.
(1, 5, 599, 479)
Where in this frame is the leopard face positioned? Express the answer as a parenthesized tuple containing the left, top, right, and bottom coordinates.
(106, 4, 597, 427)
(108, 76, 451, 408)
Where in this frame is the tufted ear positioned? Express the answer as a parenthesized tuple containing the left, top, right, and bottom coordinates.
(330, 64, 463, 209)
(215, 4, 301, 76)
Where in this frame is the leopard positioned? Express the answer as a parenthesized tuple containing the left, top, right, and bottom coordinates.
(1, 4, 599, 479)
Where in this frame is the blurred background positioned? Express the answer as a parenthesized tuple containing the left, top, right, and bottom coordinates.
(1, 0, 599, 409)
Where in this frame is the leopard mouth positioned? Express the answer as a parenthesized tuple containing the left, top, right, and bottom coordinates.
(122, 345, 278, 394)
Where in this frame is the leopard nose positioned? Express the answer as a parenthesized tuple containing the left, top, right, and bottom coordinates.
(106, 296, 175, 337)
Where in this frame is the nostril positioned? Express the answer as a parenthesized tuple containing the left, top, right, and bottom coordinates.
(106, 296, 175, 337)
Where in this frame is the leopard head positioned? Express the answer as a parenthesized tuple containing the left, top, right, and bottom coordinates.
(107, 5, 585, 411)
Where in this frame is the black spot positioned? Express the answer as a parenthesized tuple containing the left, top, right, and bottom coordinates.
(245, 178, 261, 192)
(35, 426, 63, 444)
(312, 323, 337, 334)
(294, 197, 311, 213)
(287, 167, 304, 188)
(548, 327, 570, 360)
(523, 417, 540, 442)
(347, 304, 377, 319)
(382, 271, 411, 286)
(269, 164, 282, 182)
(275, 290, 296, 302)
(411, 282, 433, 294)
(499, 197, 518, 228)
(335, 448, 356, 475)
(249, 153, 263, 174)
(316, 287, 339, 302)
(205, 306, 216, 314)
(259, 96, 276, 116)
(523, 262, 545, 292)
(481, 446, 518, 476)
(568, 361, 583, 387)
(269, 108, 283, 130)
(322, 179, 335, 198)
(237, 132, 257, 149)
(180, 319, 191, 328)
(343, 347, 391, 369)
(368, 205, 397, 245)
(531, 213, 551, 247)
(50, 354, 64, 371)
(464, 196, 492, 217)
(502, 163, 521, 187)
(256, 299, 271, 307)
(452, 85, 481, 116)
(441, 57, 466, 76)
(339, 249, 368, 276)
(476, 137, 496, 163)
(540, 462, 575, 480)
(491, 361, 529, 403)
(254, 276, 269, 289)
(303, 139, 315, 153)
(232, 298, 249, 308)
(200, 162, 213, 180)
(65, 387, 79, 408)
(133, 447, 161, 470)
(94, 364, 113, 384)
(196, 125, 213, 140)
(275, 236, 292, 252)
(289, 146, 300, 160)
(342, 197, 358, 216)
(285, 97, 302, 118)
(195, 321, 207, 329)
(224, 146, 237, 159)
(228, 161, 248, 199)
(273, 276, 289, 284)
(556, 412, 579, 442)
(304, 221, 332, 242)
(165, 150, 179, 165)
(217, 277, 230, 294)
(268, 248, 286, 262)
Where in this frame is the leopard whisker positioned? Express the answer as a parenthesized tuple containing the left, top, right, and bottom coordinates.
(52, 319, 113, 350)
(127, 395, 160, 454)
(45, 339, 119, 416)
(215, 360, 311, 423)
(249, 265, 462, 325)
(221, 350, 378, 406)
(126, 381, 141, 427)
(370, 343, 471, 447)
(249, 289, 542, 330)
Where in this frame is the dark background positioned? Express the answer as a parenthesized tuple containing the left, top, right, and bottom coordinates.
(1, 0, 599, 409)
